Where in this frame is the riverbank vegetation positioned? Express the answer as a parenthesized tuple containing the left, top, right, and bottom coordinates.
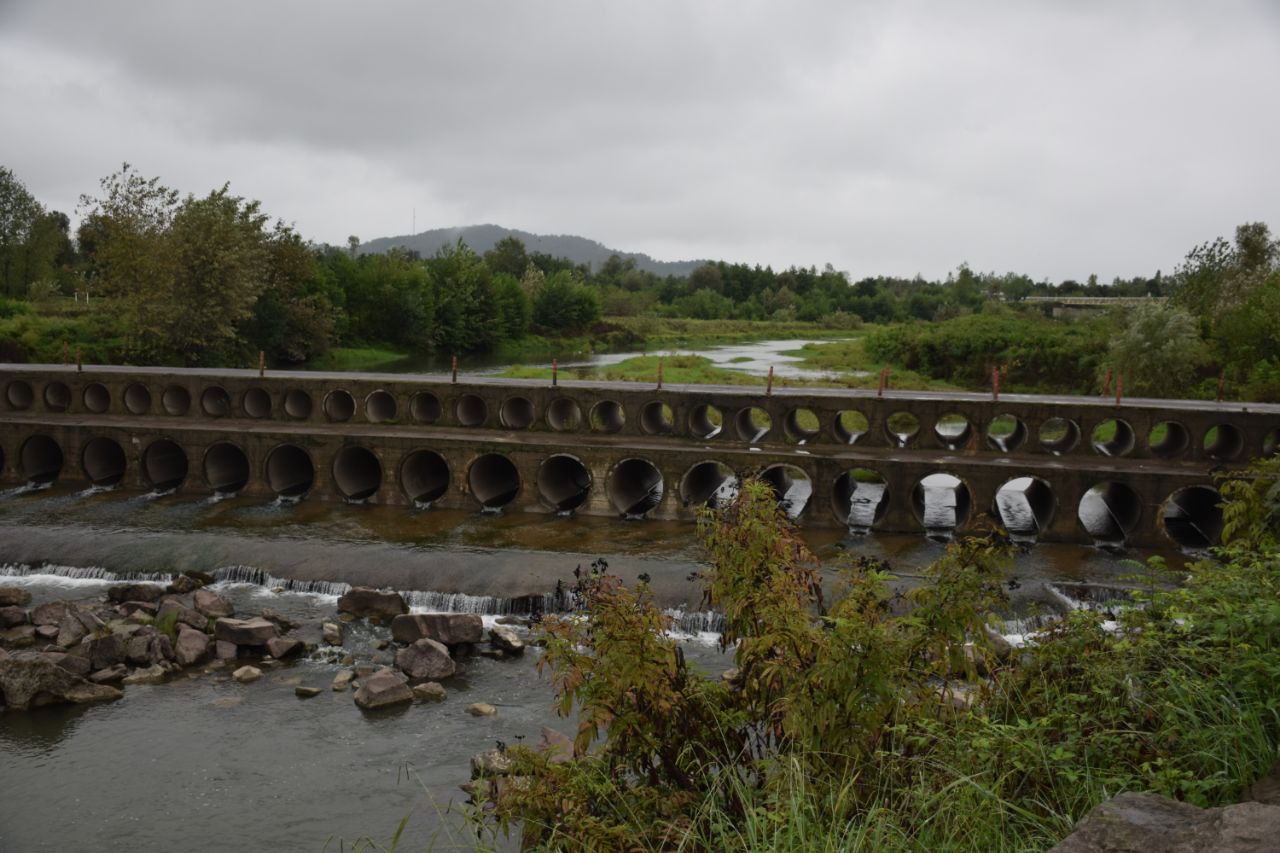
(474, 458, 1280, 849)
(1, 163, 1276, 401)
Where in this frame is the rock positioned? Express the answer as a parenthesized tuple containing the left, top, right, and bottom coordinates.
(337, 612, 356, 623)
(496, 615, 529, 626)
(266, 636, 304, 659)
(466, 702, 497, 717)
(337, 587, 409, 623)
(322, 622, 343, 646)
(0, 587, 33, 607)
(295, 686, 321, 698)
(156, 600, 208, 631)
(31, 601, 66, 626)
(45, 651, 92, 677)
(81, 634, 124, 670)
(1051, 791, 1280, 853)
(412, 681, 447, 702)
(470, 748, 513, 778)
(168, 573, 204, 594)
(340, 654, 355, 666)
(55, 606, 104, 649)
(122, 664, 167, 685)
(174, 627, 211, 667)
(395, 638, 456, 680)
(721, 668, 742, 685)
(1252, 760, 1280, 806)
(0, 605, 28, 628)
(354, 664, 378, 678)
(353, 667, 413, 710)
(214, 640, 238, 660)
(372, 638, 390, 650)
(117, 601, 158, 617)
(214, 617, 278, 646)
(34, 624, 59, 641)
(478, 648, 506, 660)
(0, 652, 123, 709)
(124, 632, 154, 665)
(260, 608, 298, 631)
(232, 665, 263, 683)
(147, 634, 175, 664)
(488, 626, 525, 656)
(331, 670, 355, 691)
(89, 664, 128, 684)
(537, 727, 574, 764)
(106, 583, 164, 604)
(391, 613, 484, 647)
(1, 624, 36, 648)
(193, 588, 234, 619)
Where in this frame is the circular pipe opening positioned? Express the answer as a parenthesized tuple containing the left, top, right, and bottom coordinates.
(1039, 417, 1079, 455)
(266, 444, 314, 498)
(986, 414, 1027, 452)
(546, 397, 582, 432)
(83, 382, 110, 414)
(411, 392, 441, 424)
(590, 400, 626, 434)
(834, 410, 869, 445)
(934, 413, 971, 450)
(1148, 421, 1189, 459)
(284, 389, 313, 420)
(1163, 485, 1223, 550)
(43, 381, 70, 412)
(500, 396, 535, 429)
(400, 450, 450, 506)
(332, 445, 382, 501)
(468, 453, 520, 509)
(1078, 481, 1142, 546)
(6, 380, 33, 410)
(366, 390, 397, 423)
(19, 435, 63, 485)
(688, 404, 723, 440)
(680, 461, 738, 509)
(203, 442, 251, 495)
(124, 383, 151, 415)
(760, 464, 812, 520)
(201, 386, 231, 418)
(734, 407, 772, 443)
(784, 408, 819, 444)
(832, 468, 887, 532)
(324, 390, 355, 423)
(456, 394, 488, 427)
(993, 476, 1055, 541)
(1091, 419, 1135, 457)
(911, 473, 972, 539)
(640, 402, 674, 436)
(142, 439, 188, 491)
(81, 437, 126, 487)
(607, 458, 664, 517)
(885, 411, 920, 447)
(537, 454, 592, 512)
(243, 387, 272, 419)
(162, 385, 191, 416)
(1203, 424, 1244, 462)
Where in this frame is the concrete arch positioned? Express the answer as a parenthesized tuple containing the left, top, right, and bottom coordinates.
(399, 449, 450, 505)
(81, 437, 127, 487)
(142, 439, 188, 491)
(366, 390, 397, 423)
(43, 381, 70, 412)
(332, 445, 382, 501)
(201, 386, 231, 418)
(760, 463, 811, 520)
(265, 443, 314, 498)
(467, 452, 520, 509)
(537, 453, 592, 512)
(124, 383, 152, 415)
(204, 441, 251, 495)
(607, 457, 664, 517)
(679, 460, 738, 509)
(83, 382, 111, 414)
(1162, 485, 1223, 550)
(5, 380, 33, 410)
(992, 476, 1055, 541)
(324, 390, 355, 423)
(19, 434, 63, 485)
(832, 468, 888, 531)
(162, 385, 191, 416)
(243, 387, 272, 419)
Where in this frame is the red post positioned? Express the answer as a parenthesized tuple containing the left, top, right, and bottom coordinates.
(62, 341, 68, 364)
(552, 358, 558, 387)
(258, 350, 265, 378)
(657, 359, 664, 390)
(992, 367, 1000, 401)
(1101, 368, 1112, 397)
(451, 355, 458, 384)
(76, 345, 82, 371)
(1216, 369, 1225, 403)
(766, 365, 774, 396)
(883, 365, 890, 392)
(1115, 372, 1123, 405)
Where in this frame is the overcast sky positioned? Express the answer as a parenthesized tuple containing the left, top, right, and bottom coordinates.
(2, 1, 1278, 281)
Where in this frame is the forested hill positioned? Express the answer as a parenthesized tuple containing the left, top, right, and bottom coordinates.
(358, 224, 709, 276)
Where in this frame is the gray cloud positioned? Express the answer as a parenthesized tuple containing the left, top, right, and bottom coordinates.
(1, 0, 1277, 280)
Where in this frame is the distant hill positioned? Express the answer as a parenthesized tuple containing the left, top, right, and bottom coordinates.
(358, 224, 710, 277)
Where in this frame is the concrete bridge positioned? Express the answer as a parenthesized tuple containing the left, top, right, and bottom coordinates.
(2, 364, 1277, 550)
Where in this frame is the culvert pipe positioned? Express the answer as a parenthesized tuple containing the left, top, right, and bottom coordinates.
(44, 381, 70, 412)
(993, 476, 1055, 540)
(734, 407, 771, 442)
(536, 454, 592, 511)
(266, 444, 314, 498)
(6, 380, 33, 410)
(19, 435, 63, 485)
(366, 390, 397, 423)
(142, 439, 188, 491)
(324, 390, 355, 422)
(124, 383, 152, 415)
(1078, 482, 1142, 546)
(607, 458, 664, 517)
(680, 461, 737, 508)
(456, 394, 487, 427)
(688, 405, 722, 440)
(243, 387, 272, 419)
(760, 464, 811, 520)
(1163, 485, 1223, 549)
(590, 400, 625, 433)
(81, 437, 127, 487)
(284, 389, 313, 420)
(911, 473, 971, 536)
(201, 386, 231, 418)
(400, 450, 450, 505)
(832, 469, 888, 531)
(162, 385, 191, 416)
(500, 396, 535, 429)
(546, 397, 582, 432)
(1204, 424, 1244, 462)
(204, 442, 251, 495)
(332, 446, 382, 501)
(83, 382, 111, 414)
(468, 453, 520, 509)
(411, 392, 441, 424)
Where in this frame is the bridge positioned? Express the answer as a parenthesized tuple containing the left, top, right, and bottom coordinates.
(1, 364, 1277, 550)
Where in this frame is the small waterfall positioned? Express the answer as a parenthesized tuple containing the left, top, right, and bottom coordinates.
(664, 608, 726, 635)
(211, 565, 352, 596)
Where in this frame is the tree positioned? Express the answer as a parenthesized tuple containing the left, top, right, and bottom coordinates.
(1107, 303, 1205, 396)
(347, 235, 360, 257)
(0, 166, 46, 297)
(531, 270, 600, 333)
(483, 236, 529, 278)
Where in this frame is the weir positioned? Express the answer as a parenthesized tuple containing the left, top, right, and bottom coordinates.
(2, 364, 1278, 549)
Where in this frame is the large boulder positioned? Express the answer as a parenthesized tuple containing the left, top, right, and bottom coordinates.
(147, 634, 175, 664)
(157, 600, 208, 631)
(46, 651, 92, 677)
(168, 573, 204, 594)
(353, 667, 413, 710)
(1, 624, 36, 648)
(55, 605, 105, 649)
(31, 601, 67, 626)
(192, 589, 234, 619)
(266, 636, 304, 659)
(122, 664, 167, 685)
(0, 587, 32, 607)
(0, 652, 123, 710)
(214, 617, 278, 647)
(489, 626, 525, 656)
(107, 583, 164, 604)
(1051, 791, 1280, 852)
(395, 638, 456, 680)
(80, 634, 124, 671)
(174, 627, 211, 667)
(0, 606, 28, 628)
(391, 613, 483, 647)
(337, 587, 408, 623)
(124, 629, 159, 665)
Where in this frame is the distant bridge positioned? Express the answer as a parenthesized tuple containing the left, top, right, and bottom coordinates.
(1, 365, 1276, 550)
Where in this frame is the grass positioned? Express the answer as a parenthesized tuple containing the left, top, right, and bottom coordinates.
(782, 337, 961, 391)
(304, 346, 413, 372)
(613, 316, 861, 350)
(503, 354, 766, 387)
